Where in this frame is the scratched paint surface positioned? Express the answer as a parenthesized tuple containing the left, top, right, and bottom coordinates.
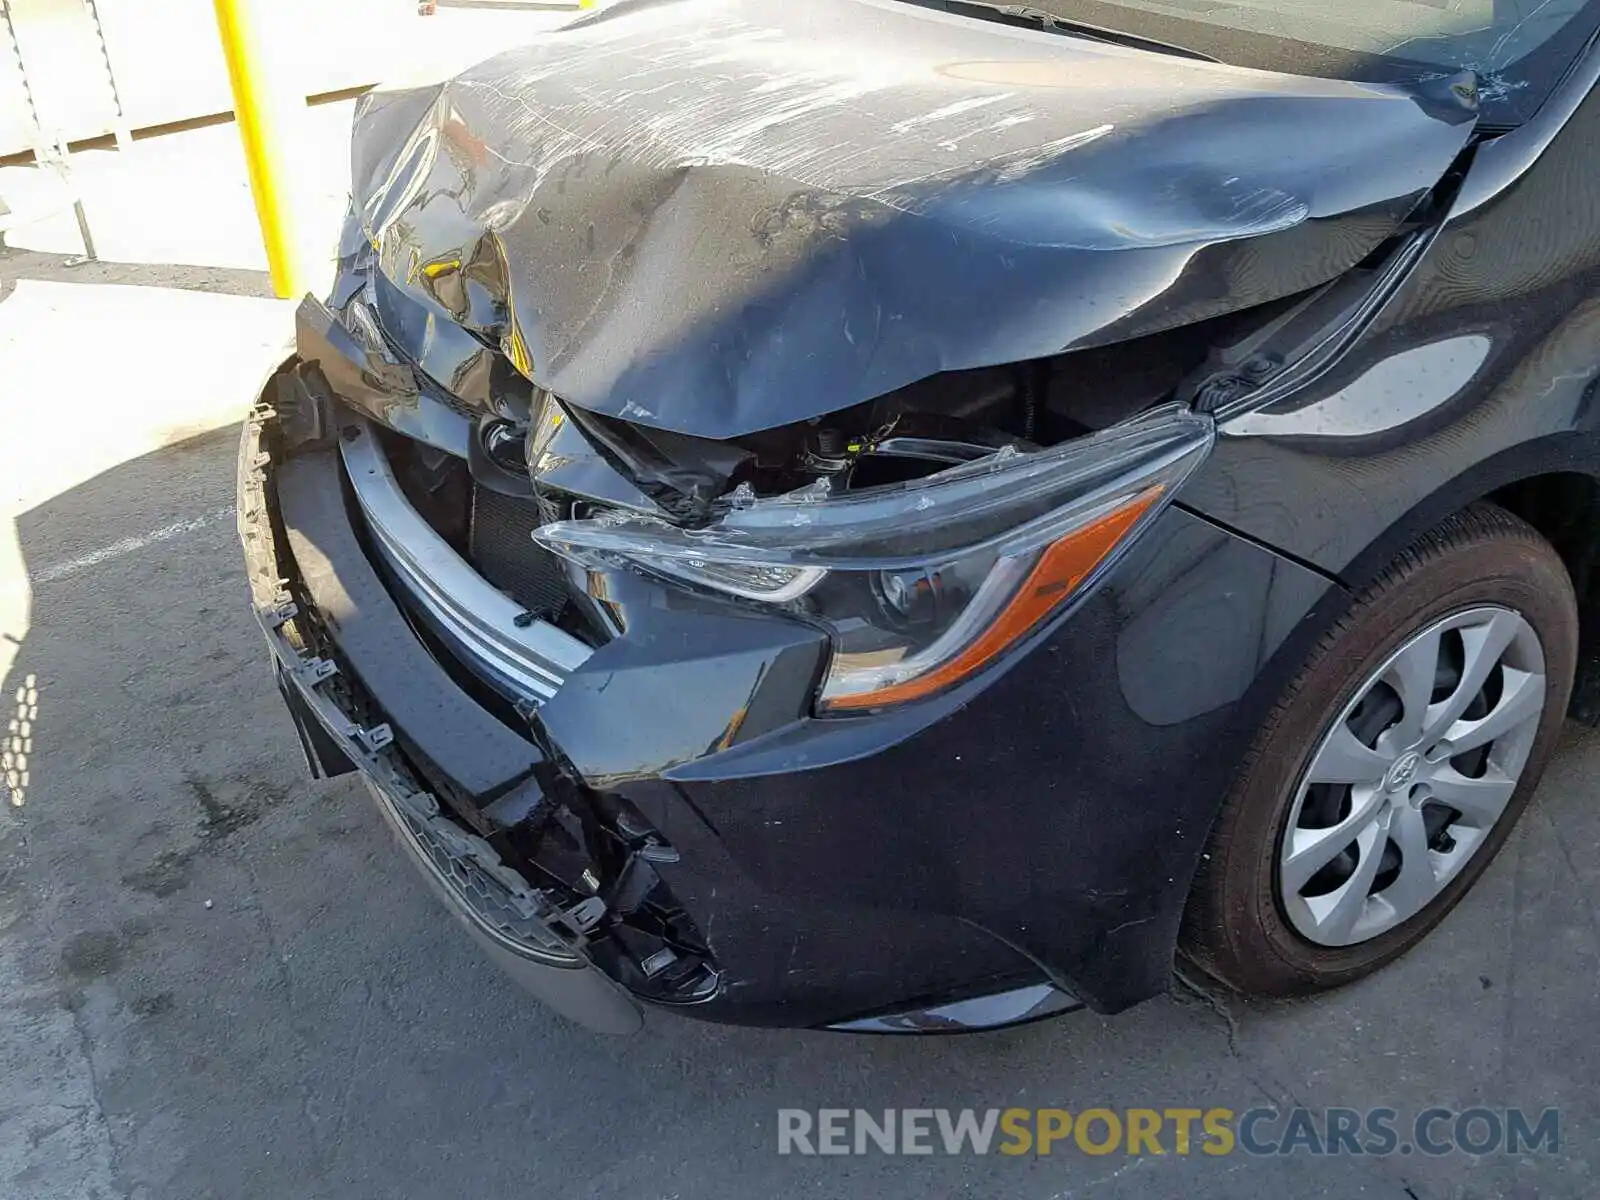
(337, 0, 1478, 437)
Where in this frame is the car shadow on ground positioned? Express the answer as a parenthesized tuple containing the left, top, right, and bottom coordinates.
(1, 424, 1594, 1199)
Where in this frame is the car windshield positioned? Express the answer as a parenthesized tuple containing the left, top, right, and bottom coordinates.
(944, 0, 1600, 121)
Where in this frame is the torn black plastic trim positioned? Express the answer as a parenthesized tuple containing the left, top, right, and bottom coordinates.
(1182, 137, 1478, 419)
(559, 403, 754, 526)
(1188, 226, 1445, 420)
(273, 671, 356, 780)
(276, 444, 551, 826)
(238, 400, 643, 1032)
(249, 385, 727, 1014)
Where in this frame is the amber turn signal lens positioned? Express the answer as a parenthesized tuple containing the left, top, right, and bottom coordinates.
(820, 487, 1164, 712)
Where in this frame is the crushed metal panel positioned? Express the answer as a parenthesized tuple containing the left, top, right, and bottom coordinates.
(348, 0, 1478, 438)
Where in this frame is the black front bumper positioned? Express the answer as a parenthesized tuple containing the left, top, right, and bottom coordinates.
(240, 378, 1064, 1033)
(240, 333, 1340, 1032)
(238, 400, 643, 1034)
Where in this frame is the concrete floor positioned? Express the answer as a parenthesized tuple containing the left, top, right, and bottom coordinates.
(1, 53, 1598, 1200)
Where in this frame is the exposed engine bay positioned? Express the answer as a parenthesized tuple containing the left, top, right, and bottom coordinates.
(385, 302, 1245, 528)
(536, 308, 1248, 519)
(364, 225, 1433, 584)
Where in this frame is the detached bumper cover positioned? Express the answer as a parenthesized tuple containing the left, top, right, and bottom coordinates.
(236, 398, 642, 1034)
(239, 354, 1082, 1032)
(240, 329, 1339, 1029)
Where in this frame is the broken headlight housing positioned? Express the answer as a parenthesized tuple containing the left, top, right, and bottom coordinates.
(534, 405, 1213, 713)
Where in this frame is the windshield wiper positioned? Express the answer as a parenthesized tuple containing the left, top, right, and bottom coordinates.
(930, 0, 1219, 62)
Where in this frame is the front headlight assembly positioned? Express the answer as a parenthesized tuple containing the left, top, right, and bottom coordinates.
(535, 404, 1213, 713)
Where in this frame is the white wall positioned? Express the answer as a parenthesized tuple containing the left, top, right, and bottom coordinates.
(1, 0, 577, 156)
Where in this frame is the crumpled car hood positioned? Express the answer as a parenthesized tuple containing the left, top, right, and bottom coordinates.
(350, 0, 1476, 439)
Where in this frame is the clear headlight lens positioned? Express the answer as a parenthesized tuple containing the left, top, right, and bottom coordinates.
(535, 404, 1213, 712)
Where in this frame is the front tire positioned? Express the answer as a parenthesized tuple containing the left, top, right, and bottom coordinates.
(1181, 503, 1577, 997)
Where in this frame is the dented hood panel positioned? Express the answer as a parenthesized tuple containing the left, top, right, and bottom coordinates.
(351, 0, 1476, 438)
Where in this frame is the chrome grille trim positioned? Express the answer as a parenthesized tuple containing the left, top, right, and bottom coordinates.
(338, 418, 591, 702)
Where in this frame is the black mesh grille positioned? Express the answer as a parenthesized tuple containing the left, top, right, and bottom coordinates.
(468, 486, 569, 619)
(388, 790, 571, 955)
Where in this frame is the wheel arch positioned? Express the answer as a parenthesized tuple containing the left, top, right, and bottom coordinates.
(1488, 470, 1600, 721)
(1331, 430, 1600, 722)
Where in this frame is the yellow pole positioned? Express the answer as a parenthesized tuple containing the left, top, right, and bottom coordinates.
(211, 0, 310, 298)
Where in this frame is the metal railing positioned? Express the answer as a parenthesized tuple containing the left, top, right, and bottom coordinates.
(0, 0, 132, 261)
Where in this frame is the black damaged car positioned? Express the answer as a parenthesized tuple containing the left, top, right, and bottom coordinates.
(238, 0, 1600, 1032)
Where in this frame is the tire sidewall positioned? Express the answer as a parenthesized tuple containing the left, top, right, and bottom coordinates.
(1212, 525, 1576, 991)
